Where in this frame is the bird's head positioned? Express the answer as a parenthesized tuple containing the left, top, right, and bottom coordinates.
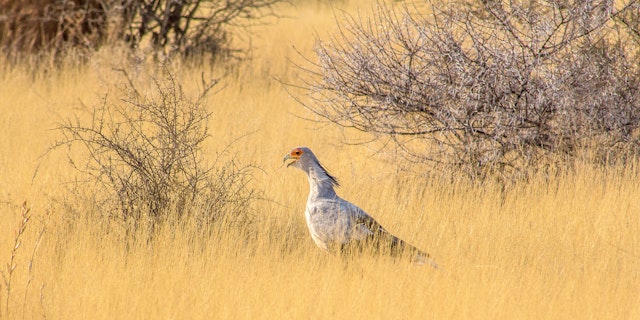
(283, 146, 339, 187)
(283, 146, 312, 170)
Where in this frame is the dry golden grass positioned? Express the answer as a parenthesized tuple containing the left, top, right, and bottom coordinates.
(1, 1, 639, 319)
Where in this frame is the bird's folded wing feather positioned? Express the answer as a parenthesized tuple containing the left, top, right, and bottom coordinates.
(336, 198, 390, 241)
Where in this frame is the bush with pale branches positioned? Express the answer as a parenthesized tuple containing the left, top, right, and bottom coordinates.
(301, 1, 640, 180)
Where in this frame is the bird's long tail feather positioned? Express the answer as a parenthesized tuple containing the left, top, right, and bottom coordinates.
(386, 233, 438, 268)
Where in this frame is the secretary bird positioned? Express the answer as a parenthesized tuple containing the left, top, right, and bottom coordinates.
(283, 146, 437, 267)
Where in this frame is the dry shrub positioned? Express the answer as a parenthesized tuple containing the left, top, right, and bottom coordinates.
(0, 0, 107, 60)
(54, 67, 257, 235)
(0, 0, 283, 63)
(116, 0, 283, 60)
(299, 0, 640, 181)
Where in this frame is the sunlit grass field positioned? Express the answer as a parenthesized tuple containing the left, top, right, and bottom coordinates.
(1, 1, 639, 319)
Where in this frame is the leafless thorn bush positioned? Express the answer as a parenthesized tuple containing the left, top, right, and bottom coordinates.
(0, 0, 285, 63)
(299, 0, 640, 181)
(117, 0, 284, 60)
(54, 68, 257, 235)
(0, 0, 109, 62)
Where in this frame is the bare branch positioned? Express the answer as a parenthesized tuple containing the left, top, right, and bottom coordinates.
(53, 66, 257, 233)
(295, 0, 640, 181)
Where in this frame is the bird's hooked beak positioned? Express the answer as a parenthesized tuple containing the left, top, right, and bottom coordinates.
(283, 154, 297, 168)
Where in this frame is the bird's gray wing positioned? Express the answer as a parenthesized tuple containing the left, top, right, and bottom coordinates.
(332, 199, 378, 239)
(337, 199, 404, 247)
(338, 199, 437, 267)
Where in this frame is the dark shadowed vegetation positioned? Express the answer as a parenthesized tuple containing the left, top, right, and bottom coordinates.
(0, 0, 283, 62)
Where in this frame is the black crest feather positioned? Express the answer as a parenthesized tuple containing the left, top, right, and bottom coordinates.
(317, 160, 340, 187)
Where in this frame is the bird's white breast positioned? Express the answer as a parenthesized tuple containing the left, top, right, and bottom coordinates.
(304, 199, 359, 252)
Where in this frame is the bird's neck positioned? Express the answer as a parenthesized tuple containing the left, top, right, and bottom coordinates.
(307, 176, 337, 200)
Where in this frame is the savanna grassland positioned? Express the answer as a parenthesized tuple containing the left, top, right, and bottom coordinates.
(1, 1, 639, 319)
